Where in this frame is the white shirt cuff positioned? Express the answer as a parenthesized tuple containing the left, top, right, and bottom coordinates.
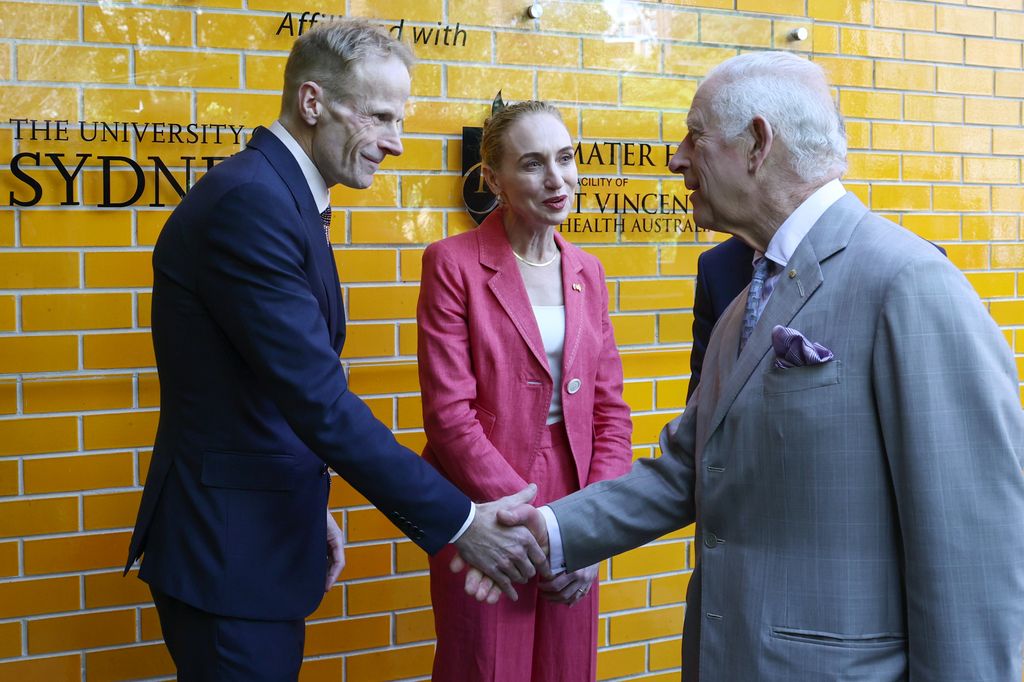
(448, 502, 476, 543)
(539, 505, 567, 572)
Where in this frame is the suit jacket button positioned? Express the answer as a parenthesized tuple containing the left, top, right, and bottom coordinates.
(703, 532, 719, 548)
(567, 378, 582, 394)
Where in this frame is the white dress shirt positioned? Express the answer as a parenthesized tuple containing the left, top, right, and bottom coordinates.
(753, 179, 846, 317)
(268, 121, 331, 213)
(267, 120, 476, 542)
(541, 179, 848, 572)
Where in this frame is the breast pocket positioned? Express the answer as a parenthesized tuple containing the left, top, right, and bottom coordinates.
(763, 359, 841, 396)
(761, 361, 844, 456)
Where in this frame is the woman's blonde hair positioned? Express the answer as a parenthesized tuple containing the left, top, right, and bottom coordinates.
(480, 100, 565, 170)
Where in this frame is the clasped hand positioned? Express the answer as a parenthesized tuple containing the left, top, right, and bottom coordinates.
(538, 563, 597, 606)
(451, 487, 553, 604)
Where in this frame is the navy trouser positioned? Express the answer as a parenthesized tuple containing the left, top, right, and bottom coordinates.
(151, 587, 305, 681)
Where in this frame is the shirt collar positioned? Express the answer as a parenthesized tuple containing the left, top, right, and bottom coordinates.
(268, 120, 331, 213)
(760, 179, 846, 269)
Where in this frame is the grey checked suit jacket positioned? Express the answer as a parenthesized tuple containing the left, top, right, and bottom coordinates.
(550, 193, 1024, 681)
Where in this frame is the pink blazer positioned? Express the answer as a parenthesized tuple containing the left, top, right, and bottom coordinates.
(417, 209, 633, 502)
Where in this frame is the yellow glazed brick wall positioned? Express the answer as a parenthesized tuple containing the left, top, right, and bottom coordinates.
(0, 1, 1022, 681)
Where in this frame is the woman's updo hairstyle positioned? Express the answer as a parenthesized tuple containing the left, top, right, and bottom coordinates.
(480, 100, 565, 170)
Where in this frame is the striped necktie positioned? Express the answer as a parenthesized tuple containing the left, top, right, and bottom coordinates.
(320, 207, 332, 244)
(739, 256, 773, 352)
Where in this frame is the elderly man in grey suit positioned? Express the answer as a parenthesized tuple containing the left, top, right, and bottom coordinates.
(468, 51, 1024, 681)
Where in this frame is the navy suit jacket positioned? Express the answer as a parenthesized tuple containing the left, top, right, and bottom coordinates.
(687, 238, 754, 401)
(126, 127, 470, 620)
(687, 235, 946, 401)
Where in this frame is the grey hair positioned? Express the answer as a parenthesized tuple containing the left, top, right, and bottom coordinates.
(704, 51, 847, 183)
(282, 18, 414, 106)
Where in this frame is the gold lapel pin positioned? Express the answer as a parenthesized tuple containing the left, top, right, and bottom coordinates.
(788, 269, 797, 279)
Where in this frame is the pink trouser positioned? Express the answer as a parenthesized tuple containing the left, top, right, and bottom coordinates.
(429, 421, 599, 682)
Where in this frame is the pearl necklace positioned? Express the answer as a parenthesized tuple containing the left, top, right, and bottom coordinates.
(513, 249, 560, 267)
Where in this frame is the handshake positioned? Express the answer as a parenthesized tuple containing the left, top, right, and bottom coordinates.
(450, 483, 596, 606)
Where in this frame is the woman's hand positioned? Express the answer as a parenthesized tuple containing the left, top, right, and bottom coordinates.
(538, 563, 598, 606)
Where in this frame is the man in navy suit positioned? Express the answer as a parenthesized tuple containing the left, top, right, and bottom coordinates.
(687, 237, 754, 401)
(125, 19, 543, 680)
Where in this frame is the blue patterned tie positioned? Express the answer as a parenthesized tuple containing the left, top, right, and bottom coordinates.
(739, 256, 773, 352)
(320, 207, 332, 243)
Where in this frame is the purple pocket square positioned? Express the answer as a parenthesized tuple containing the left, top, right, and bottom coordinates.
(771, 325, 834, 369)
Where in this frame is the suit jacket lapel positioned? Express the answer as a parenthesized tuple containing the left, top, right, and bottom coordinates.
(322, 240, 345, 353)
(704, 293, 744, 412)
(478, 213, 550, 375)
(247, 127, 343, 347)
(556, 231, 585, 378)
(702, 193, 868, 443)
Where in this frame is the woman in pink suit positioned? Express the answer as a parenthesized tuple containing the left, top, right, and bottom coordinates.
(417, 100, 633, 681)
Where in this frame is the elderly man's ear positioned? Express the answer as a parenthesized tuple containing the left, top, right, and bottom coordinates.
(747, 115, 773, 174)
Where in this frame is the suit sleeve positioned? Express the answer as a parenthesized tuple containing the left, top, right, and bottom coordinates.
(688, 251, 713, 402)
(416, 243, 530, 501)
(195, 182, 470, 554)
(585, 259, 634, 485)
(872, 258, 1024, 681)
(551, 401, 699, 571)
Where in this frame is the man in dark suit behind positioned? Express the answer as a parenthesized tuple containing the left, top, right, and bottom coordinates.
(125, 19, 543, 680)
(687, 237, 754, 401)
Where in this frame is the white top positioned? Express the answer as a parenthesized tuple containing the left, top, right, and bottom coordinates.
(533, 305, 566, 425)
